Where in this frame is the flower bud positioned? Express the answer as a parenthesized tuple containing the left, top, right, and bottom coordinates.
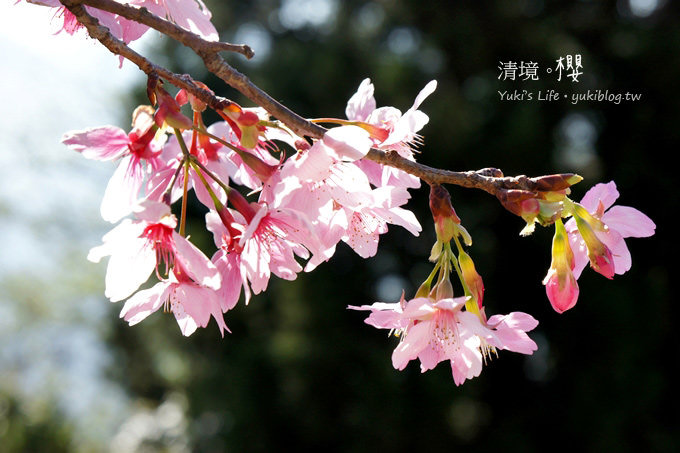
(153, 87, 193, 130)
(532, 173, 583, 192)
(176, 80, 212, 113)
(435, 279, 454, 300)
(414, 280, 431, 299)
(543, 218, 580, 313)
(496, 189, 541, 235)
(544, 268, 579, 313)
(217, 102, 264, 150)
(573, 212, 615, 279)
(429, 184, 460, 243)
(227, 189, 256, 223)
(458, 250, 484, 308)
(238, 150, 279, 182)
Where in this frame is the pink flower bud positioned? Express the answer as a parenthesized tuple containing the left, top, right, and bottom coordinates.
(175, 80, 213, 113)
(429, 184, 460, 242)
(217, 102, 265, 150)
(154, 88, 193, 130)
(543, 218, 580, 313)
(573, 213, 615, 279)
(227, 189, 256, 223)
(544, 268, 580, 313)
(239, 150, 279, 182)
(458, 250, 484, 308)
(146, 76, 192, 130)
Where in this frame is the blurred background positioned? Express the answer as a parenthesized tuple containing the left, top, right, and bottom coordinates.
(1, 0, 676, 451)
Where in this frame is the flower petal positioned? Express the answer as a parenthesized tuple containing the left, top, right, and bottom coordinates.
(603, 205, 656, 238)
(170, 283, 229, 337)
(411, 80, 437, 111)
(323, 125, 373, 162)
(579, 181, 619, 212)
(392, 321, 431, 370)
(120, 281, 170, 325)
(173, 233, 221, 290)
(598, 229, 632, 275)
(345, 78, 376, 122)
(62, 126, 129, 161)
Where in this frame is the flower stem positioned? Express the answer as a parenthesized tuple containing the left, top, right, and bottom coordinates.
(173, 128, 192, 236)
(189, 161, 226, 211)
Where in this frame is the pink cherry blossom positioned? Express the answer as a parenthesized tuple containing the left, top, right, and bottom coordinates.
(345, 79, 437, 158)
(341, 186, 421, 258)
(259, 164, 348, 272)
(345, 78, 437, 157)
(88, 200, 220, 302)
(344, 78, 435, 193)
(120, 267, 228, 337)
(349, 295, 538, 385)
(483, 312, 539, 355)
(272, 126, 420, 259)
(566, 181, 656, 279)
(62, 107, 167, 222)
(26, 0, 149, 46)
(206, 201, 322, 306)
(138, 0, 219, 42)
(26, 0, 217, 43)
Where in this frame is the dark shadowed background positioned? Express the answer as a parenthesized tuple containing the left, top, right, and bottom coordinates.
(1, 0, 676, 452)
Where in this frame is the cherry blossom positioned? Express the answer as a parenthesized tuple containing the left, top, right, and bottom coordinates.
(206, 200, 323, 306)
(345, 78, 437, 158)
(120, 266, 228, 337)
(344, 78, 436, 192)
(566, 181, 656, 279)
(139, 0, 218, 42)
(62, 106, 167, 223)
(273, 126, 421, 259)
(350, 295, 538, 385)
(88, 200, 220, 302)
(27, 0, 218, 43)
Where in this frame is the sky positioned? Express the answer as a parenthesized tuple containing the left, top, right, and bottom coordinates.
(0, 2, 172, 451)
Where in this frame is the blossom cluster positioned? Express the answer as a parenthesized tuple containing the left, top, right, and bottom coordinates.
(63, 75, 435, 336)
(351, 185, 539, 385)
(350, 181, 655, 384)
(30, 0, 656, 385)
(543, 182, 656, 313)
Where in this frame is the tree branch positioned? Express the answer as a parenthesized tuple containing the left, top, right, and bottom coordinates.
(60, 0, 580, 200)
(64, 0, 254, 58)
